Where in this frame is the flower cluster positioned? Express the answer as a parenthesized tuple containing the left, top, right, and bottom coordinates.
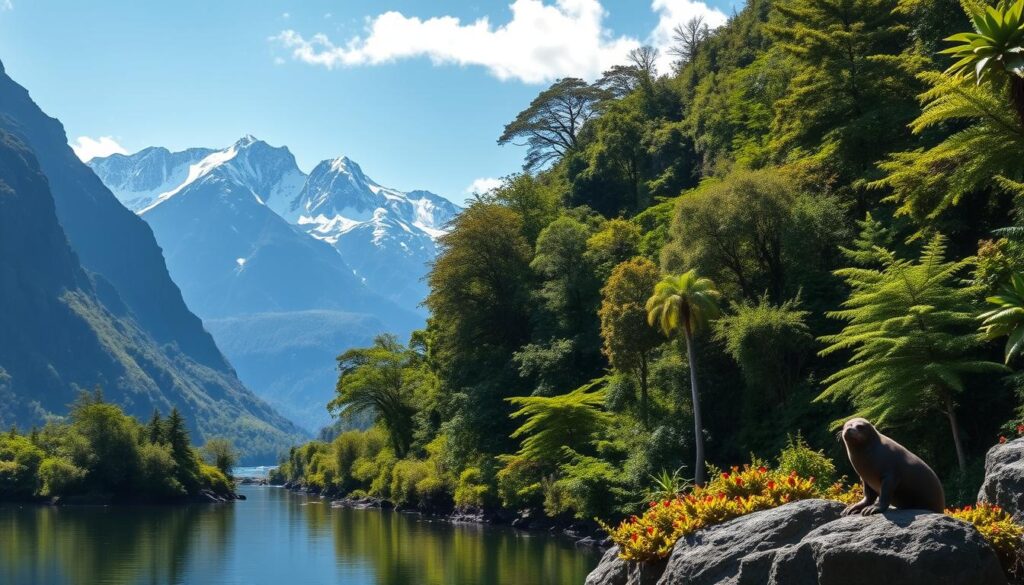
(601, 465, 822, 562)
(947, 503, 1023, 574)
(997, 423, 1024, 445)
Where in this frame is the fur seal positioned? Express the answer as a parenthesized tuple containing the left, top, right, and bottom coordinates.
(840, 417, 945, 515)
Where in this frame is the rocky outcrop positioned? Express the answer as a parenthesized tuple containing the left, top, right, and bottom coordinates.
(978, 437, 1024, 523)
(584, 499, 1007, 585)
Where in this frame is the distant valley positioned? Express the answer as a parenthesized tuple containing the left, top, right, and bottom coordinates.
(89, 137, 462, 432)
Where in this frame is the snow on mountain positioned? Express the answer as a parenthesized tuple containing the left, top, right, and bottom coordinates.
(87, 146, 214, 211)
(87, 136, 458, 431)
(291, 156, 462, 309)
(92, 135, 306, 217)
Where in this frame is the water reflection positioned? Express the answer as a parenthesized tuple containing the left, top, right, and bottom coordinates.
(0, 486, 598, 585)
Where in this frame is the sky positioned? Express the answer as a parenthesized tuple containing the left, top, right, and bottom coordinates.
(0, 0, 736, 204)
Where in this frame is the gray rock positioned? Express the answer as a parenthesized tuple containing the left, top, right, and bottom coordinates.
(657, 499, 844, 585)
(765, 510, 1006, 585)
(584, 546, 667, 585)
(584, 500, 1006, 585)
(978, 437, 1024, 523)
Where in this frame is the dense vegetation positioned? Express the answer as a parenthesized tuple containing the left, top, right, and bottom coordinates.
(273, 0, 1024, 532)
(0, 390, 237, 503)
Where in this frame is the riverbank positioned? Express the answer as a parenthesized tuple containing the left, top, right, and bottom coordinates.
(275, 480, 611, 549)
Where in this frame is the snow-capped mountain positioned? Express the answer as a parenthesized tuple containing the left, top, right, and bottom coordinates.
(87, 145, 214, 211)
(88, 136, 459, 432)
(293, 156, 462, 309)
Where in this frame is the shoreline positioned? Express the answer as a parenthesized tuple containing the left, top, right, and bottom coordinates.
(271, 481, 610, 549)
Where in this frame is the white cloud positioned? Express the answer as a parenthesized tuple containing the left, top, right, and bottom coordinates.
(649, 0, 728, 73)
(465, 177, 504, 195)
(70, 136, 128, 162)
(271, 0, 642, 83)
(282, 12, 290, 19)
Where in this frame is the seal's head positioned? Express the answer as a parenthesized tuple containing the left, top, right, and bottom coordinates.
(841, 418, 879, 448)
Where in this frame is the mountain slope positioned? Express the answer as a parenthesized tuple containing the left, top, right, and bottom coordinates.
(85, 145, 214, 211)
(0, 59, 304, 461)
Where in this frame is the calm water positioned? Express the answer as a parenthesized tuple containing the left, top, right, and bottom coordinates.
(0, 485, 600, 585)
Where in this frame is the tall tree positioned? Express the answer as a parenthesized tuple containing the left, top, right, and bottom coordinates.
(670, 16, 711, 69)
(818, 235, 1006, 471)
(498, 77, 605, 170)
(646, 271, 721, 486)
(599, 258, 665, 424)
(329, 334, 428, 458)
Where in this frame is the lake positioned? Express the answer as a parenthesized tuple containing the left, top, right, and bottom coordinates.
(0, 485, 601, 585)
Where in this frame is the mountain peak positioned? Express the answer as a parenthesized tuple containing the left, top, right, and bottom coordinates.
(235, 134, 261, 147)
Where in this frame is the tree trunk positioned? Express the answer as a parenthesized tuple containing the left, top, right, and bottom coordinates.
(944, 393, 967, 473)
(684, 327, 707, 487)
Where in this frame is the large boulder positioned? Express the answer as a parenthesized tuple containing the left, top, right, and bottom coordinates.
(584, 500, 1007, 585)
(658, 499, 845, 585)
(978, 437, 1024, 522)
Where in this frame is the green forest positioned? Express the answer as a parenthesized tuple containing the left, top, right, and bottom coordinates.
(0, 391, 238, 503)
(273, 0, 1024, 528)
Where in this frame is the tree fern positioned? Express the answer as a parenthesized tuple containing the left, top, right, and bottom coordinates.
(818, 235, 1006, 470)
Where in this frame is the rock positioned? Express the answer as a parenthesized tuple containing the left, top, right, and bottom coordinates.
(977, 437, 1024, 522)
(658, 499, 844, 585)
(584, 500, 1007, 585)
(764, 510, 1006, 585)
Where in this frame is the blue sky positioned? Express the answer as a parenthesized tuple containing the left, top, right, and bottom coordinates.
(0, 0, 736, 204)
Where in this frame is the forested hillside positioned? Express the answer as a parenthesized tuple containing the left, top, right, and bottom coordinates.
(273, 0, 1024, 522)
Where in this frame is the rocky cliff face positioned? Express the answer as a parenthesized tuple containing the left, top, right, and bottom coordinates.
(0, 59, 304, 462)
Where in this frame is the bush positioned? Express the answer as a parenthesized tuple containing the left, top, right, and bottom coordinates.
(776, 434, 836, 490)
(496, 454, 544, 510)
(38, 457, 86, 496)
(601, 463, 825, 562)
(454, 467, 493, 509)
(549, 453, 629, 520)
(947, 504, 1024, 575)
(137, 442, 185, 499)
(390, 459, 431, 506)
(200, 464, 233, 496)
(0, 434, 43, 498)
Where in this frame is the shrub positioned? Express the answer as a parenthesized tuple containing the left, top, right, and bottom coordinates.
(776, 433, 836, 490)
(947, 503, 1024, 575)
(38, 457, 86, 496)
(549, 453, 629, 520)
(390, 459, 431, 506)
(454, 467, 493, 509)
(0, 434, 43, 498)
(200, 464, 233, 496)
(137, 442, 185, 499)
(496, 454, 544, 510)
(601, 464, 822, 562)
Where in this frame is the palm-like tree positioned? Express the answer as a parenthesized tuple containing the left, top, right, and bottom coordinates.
(646, 270, 721, 486)
(942, 0, 1024, 125)
(979, 272, 1024, 363)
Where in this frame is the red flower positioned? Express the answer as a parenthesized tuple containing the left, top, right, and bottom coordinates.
(631, 533, 639, 542)
(649, 501, 657, 508)
(646, 526, 655, 535)
(721, 472, 730, 480)
(758, 466, 768, 474)
(767, 480, 776, 490)
(786, 477, 796, 487)
(1016, 424, 1024, 434)
(630, 515, 639, 524)
(734, 477, 744, 486)
(1000, 436, 1008, 444)
(663, 500, 671, 507)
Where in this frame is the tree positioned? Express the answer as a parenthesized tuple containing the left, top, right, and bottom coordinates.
(818, 235, 1006, 471)
(506, 380, 612, 463)
(329, 335, 429, 458)
(646, 270, 721, 486)
(599, 258, 665, 424)
(163, 407, 200, 491)
(670, 16, 711, 68)
(768, 0, 920, 209)
(941, 0, 1024, 125)
(979, 272, 1024, 363)
(202, 438, 239, 478)
(586, 218, 642, 281)
(498, 77, 605, 170)
(146, 410, 164, 445)
(663, 169, 846, 302)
